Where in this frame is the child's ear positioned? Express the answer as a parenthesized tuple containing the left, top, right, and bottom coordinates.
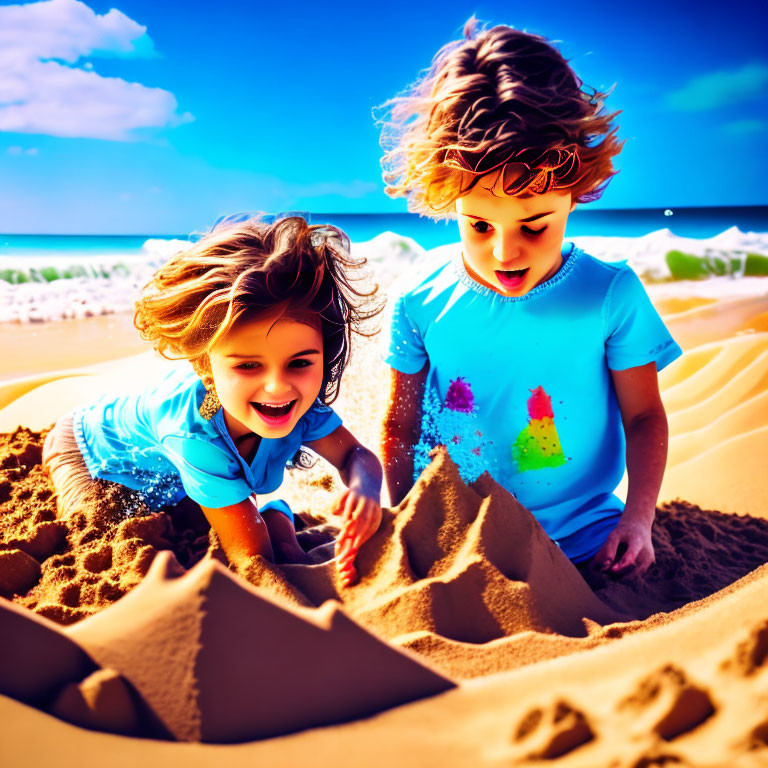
(193, 354, 214, 389)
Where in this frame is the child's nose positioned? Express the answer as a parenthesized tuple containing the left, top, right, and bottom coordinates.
(263, 375, 290, 395)
(493, 234, 522, 264)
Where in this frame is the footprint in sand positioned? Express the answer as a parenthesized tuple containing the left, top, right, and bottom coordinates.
(744, 721, 768, 751)
(726, 635, 768, 757)
(720, 619, 768, 676)
(618, 664, 716, 741)
(511, 699, 594, 759)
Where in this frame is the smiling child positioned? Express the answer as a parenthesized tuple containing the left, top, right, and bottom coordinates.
(43, 215, 382, 586)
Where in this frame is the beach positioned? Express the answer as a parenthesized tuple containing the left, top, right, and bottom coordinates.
(2, 228, 768, 767)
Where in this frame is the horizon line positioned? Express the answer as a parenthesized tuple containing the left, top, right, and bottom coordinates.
(1, 204, 767, 238)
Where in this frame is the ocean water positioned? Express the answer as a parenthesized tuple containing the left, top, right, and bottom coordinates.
(2, 206, 767, 259)
(321, 206, 768, 250)
(2, 206, 768, 324)
(0, 234, 156, 259)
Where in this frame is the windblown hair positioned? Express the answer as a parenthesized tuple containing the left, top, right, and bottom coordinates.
(380, 19, 623, 216)
(134, 215, 381, 404)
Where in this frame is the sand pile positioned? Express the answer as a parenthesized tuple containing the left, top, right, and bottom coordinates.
(60, 552, 454, 742)
(8, 426, 767, 648)
(4, 428, 768, 744)
(0, 427, 213, 624)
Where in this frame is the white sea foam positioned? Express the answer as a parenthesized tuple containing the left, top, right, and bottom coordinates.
(1, 229, 766, 324)
(0, 238, 190, 323)
(570, 226, 768, 281)
(351, 231, 426, 285)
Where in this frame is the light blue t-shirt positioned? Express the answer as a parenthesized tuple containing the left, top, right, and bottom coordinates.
(73, 366, 342, 513)
(384, 242, 682, 561)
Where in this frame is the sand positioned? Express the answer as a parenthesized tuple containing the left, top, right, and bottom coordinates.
(0, 312, 147, 382)
(1, 279, 768, 766)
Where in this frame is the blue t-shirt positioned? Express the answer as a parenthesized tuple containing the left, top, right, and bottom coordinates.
(73, 366, 342, 512)
(384, 242, 682, 561)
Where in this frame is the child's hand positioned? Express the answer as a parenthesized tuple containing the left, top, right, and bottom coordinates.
(333, 489, 382, 587)
(592, 515, 655, 577)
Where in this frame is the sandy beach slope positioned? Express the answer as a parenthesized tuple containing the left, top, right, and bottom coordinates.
(1, 273, 767, 767)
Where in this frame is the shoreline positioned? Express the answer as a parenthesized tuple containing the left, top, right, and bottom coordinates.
(0, 312, 150, 382)
(2, 227, 768, 325)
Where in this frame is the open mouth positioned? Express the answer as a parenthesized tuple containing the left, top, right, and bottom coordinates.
(251, 400, 297, 424)
(495, 268, 529, 289)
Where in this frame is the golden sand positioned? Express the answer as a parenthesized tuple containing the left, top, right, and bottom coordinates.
(1, 285, 768, 766)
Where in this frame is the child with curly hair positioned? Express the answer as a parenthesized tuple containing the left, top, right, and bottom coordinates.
(43, 215, 382, 586)
(379, 21, 681, 578)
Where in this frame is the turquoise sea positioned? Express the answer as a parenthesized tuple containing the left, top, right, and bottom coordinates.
(2, 206, 767, 259)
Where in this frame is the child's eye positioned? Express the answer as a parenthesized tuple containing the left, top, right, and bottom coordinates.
(522, 225, 547, 236)
(470, 220, 492, 234)
(289, 359, 314, 369)
(236, 361, 261, 370)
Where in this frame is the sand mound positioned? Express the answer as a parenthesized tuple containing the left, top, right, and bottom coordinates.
(3, 428, 768, 697)
(1, 550, 453, 743)
(659, 318, 768, 519)
(271, 449, 620, 641)
(585, 500, 768, 620)
(0, 428, 214, 623)
(63, 551, 453, 742)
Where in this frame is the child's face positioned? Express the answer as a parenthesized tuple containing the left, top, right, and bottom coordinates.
(207, 312, 324, 441)
(455, 171, 576, 297)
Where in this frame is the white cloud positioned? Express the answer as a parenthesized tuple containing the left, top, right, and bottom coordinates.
(0, 0, 151, 62)
(0, 0, 192, 140)
(665, 62, 768, 111)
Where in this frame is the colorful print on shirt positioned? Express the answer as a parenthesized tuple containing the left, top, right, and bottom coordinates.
(512, 386, 567, 472)
(414, 376, 496, 484)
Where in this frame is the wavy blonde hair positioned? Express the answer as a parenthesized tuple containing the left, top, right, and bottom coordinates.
(380, 19, 623, 216)
(134, 216, 380, 404)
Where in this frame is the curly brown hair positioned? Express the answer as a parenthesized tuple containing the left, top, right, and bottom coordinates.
(380, 19, 623, 216)
(134, 215, 381, 404)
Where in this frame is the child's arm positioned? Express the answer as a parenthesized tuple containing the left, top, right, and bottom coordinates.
(199, 498, 275, 567)
(381, 364, 428, 506)
(305, 427, 383, 586)
(594, 362, 669, 577)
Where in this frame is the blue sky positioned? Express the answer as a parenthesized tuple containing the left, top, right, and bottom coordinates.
(0, 0, 766, 234)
